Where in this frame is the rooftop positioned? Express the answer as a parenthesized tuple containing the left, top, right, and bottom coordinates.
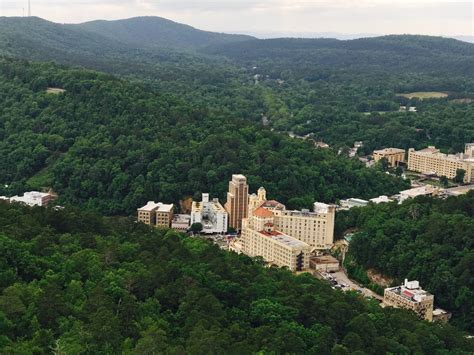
(400, 185, 438, 197)
(374, 148, 405, 154)
(261, 199, 286, 210)
(138, 201, 173, 212)
(259, 230, 309, 249)
(386, 280, 433, 303)
(192, 199, 226, 213)
(254, 207, 274, 218)
(312, 255, 339, 264)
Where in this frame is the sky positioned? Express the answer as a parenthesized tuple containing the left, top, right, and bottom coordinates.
(0, 0, 472, 37)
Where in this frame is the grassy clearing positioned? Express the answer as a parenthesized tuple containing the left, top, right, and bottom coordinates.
(397, 91, 448, 100)
(46, 87, 66, 94)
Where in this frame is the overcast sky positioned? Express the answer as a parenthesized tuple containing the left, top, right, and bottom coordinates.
(0, 0, 472, 37)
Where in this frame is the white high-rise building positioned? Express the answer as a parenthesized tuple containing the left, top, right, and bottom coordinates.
(191, 193, 228, 234)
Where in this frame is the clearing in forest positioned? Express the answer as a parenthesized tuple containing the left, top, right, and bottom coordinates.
(397, 91, 448, 99)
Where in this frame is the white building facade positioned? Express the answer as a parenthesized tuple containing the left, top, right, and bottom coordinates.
(191, 193, 228, 234)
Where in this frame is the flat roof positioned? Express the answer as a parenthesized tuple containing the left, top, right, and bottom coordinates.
(138, 201, 173, 212)
(312, 255, 339, 264)
(232, 174, 247, 180)
(374, 148, 405, 154)
(157, 204, 174, 212)
(192, 200, 226, 213)
(259, 230, 309, 249)
(400, 186, 438, 197)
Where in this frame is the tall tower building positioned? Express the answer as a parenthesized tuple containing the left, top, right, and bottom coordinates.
(225, 174, 249, 231)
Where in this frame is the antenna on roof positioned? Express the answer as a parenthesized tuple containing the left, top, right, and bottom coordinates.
(28, 0, 31, 17)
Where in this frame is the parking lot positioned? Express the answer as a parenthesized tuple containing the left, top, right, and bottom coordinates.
(319, 270, 383, 301)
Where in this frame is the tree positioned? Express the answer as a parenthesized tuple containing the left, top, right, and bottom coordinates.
(454, 169, 466, 184)
(440, 176, 449, 187)
(190, 223, 203, 234)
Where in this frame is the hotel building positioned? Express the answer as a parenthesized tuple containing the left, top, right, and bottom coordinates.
(225, 174, 249, 231)
(383, 280, 434, 321)
(240, 208, 311, 271)
(407, 144, 474, 183)
(248, 187, 335, 250)
(373, 148, 406, 167)
(137, 201, 174, 228)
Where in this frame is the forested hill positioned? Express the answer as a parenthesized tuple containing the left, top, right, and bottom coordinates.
(0, 58, 409, 214)
(0, 202, 473, 353)
(204, 35, 474, 77)
(75, 16, 254, 50)
(337, 192, 474, 332)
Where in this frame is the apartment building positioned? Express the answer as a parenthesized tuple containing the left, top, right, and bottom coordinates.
(9, 191, 56, 207)
(137, 201, 174, 228)
(225, 174, 249, 231)
(240, 217, 311, 271)
(407, 144, 474, 183)
(383, 280, 434, 321)
(373, 148, 406, 167)
(191, 193, 228, 234)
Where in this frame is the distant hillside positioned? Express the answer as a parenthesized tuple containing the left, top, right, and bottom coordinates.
(0, 16, 242, 80)
(204, 35, 474, 77)
(75, 16, 254, 50)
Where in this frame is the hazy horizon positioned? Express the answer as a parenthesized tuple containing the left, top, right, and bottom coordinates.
(0, 0, 472, 38)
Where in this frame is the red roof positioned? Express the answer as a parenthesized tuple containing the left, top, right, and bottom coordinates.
(253, 207, 274, 218)
(261, 200, 285, 209)
(403, 290, 414, 298)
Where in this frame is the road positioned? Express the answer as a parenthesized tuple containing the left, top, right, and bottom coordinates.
(320, 270, 383, 301)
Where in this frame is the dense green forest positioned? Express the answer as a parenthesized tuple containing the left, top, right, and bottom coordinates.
(1, 17, 473, 152)
(336, 192, 474, 332)
(0, 202, 473, 353)
(0, 58, 409, 214)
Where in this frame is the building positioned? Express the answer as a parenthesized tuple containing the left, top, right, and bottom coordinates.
(399, 185, 440, 203)
(248, 187, 335, 250)
(310, 255, 340, 272)
(432, 308, 452, 323)
(272, 202, 335, 250)
(172, 214, 191, 232)
(225, 174, 249, 231)
(240, 218, 311, 272)
(373, 148, 406, 167)
(339, 198, 369, 210)
(137, 201, 174, 228)
(407, 144, 474, 183)
(191, 193, 228, 234)
(383, 280, 434, 321)
(10, 191, 55, 207)
(369, 195, 393, 204)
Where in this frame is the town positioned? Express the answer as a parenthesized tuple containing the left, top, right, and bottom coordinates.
(3, 144, 472, 325)
(1, 143, 472, 326)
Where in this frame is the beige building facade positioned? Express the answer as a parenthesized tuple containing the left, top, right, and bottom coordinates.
(407, 144, 474, 183)
(240, 211, 311, 271)
(373, 148, 406, 167)
(225, 174, 249, 231)
(383, 280, 434, 321)
(248, 188, 335, 250)
(137, 201, 174, 228)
